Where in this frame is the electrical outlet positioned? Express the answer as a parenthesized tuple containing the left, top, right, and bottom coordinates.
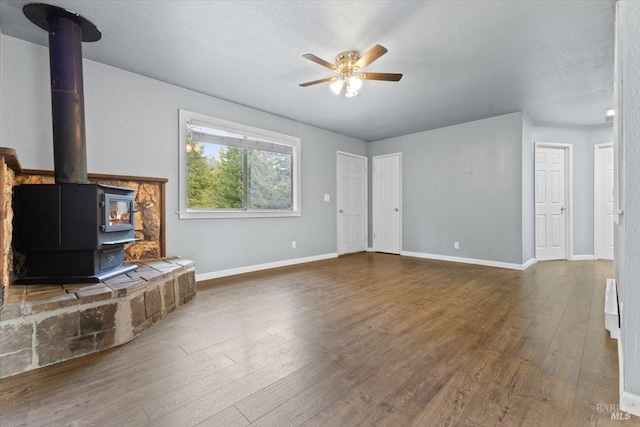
(324, 194, 330, 202)
(292, 241, 296, 249)
(454, 242, 459, 250)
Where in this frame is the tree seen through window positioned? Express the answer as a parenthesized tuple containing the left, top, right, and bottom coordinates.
(186, 129, 292, 211)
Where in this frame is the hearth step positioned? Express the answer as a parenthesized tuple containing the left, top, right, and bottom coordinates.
(14, 263, 138, 285)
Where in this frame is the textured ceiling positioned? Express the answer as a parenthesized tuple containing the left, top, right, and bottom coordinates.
(0, 0, 615, 142)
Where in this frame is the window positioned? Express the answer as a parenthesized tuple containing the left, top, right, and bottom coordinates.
(178, 110, 301, 219)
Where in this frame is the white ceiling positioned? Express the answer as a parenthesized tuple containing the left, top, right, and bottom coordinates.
(0, 0, 615, 142)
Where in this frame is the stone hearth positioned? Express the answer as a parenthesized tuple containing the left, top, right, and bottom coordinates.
(0, 258, 195, 379)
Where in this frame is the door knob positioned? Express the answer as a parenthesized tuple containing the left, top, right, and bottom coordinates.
(561, 207, 566, 213)
(339, 209, 343, 213)
(395, 208, 399, 212)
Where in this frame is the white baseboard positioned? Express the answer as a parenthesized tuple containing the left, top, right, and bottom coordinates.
(522, 258, 537, 270)
(617, 325, 640, 418)
(570, 254, 595, 261)
(366, 247, 374, 252)
(620, 335, 625, 402)
(196, 253, 338, 281)
(400, 251, 531, 271)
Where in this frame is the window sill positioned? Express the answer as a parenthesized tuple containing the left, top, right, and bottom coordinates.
(178, 210, 302, 220)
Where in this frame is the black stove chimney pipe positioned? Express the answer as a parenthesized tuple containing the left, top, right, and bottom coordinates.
(23, 3, 101, 184)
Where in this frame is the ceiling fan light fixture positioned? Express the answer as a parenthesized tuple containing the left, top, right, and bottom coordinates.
(348, 75, 363, 92)
(345, 76, 361, 97)
(330, 79, 345, 95)
(300, 45, 402, 98)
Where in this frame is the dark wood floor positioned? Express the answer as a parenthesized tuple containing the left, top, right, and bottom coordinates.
(0, 253, 637, 426)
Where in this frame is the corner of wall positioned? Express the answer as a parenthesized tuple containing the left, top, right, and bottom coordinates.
(616, 0, 640, 406)
(521, 112, 535, 263)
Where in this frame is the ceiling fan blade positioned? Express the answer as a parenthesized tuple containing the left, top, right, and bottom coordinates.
(302, 54, 337, 71)
(355, 45, 388, 70)
(362, 72, 403, 82)
(299, 77, 337, 87)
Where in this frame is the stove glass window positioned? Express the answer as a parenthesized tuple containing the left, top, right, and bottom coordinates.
(109, 200, 132, 226)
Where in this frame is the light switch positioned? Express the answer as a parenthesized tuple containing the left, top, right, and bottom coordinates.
(324, 194, 330, 202)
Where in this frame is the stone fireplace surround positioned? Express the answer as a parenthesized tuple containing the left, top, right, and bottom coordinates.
(0, 148, 196, 379)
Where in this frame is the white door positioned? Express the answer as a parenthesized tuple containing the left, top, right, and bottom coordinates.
(337, 153, 367, 255)
(535, 147, 567, 261)
(595, 145, 614, 260)
(373, 154, 401, 254)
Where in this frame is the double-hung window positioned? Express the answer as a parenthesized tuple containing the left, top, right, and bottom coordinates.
(178, 110, 301, 219)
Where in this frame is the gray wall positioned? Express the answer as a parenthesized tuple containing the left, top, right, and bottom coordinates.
(532, 122, 613, 256)
(616, 0, 640, 398)
(0, 35, 367, 276)
(522, 113, 535, 262)
(369, 112, 525, 265)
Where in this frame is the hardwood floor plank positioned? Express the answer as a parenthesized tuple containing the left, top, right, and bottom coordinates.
(196, 405, 249, 427)
(122, 351, 236, 397)
(0, 407, 27, 426)
(43, 353, 236, 426)
(3, 345, 189, 425)
(0, 254, 631, 426)
(0, 340, 175, 410)
(97, 405, 150, 427)
(302, 400, 412, 427)
(574, 369, 621, 425)
(384, 334, 483, 417)
(509, 335, 553, 367)
(41, 394, 143, 427)
(142, 339, 321, 421)
(462, 355, 531, 426)
(234, 357, 342, 422)
(148, 344, 329, 426)
(249, 362, 373, 427)
(183, 330, 270, 360)
(408, 351, 502, 426)
(534, 334, 584, 411)
(500, 395, 581, 426)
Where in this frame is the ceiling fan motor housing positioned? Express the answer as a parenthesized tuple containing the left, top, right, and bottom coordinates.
(336, 51, 361, 76)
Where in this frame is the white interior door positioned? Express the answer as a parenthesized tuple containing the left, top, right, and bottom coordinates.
(535, 147, 567, 261)
(373, 154, 401, 254)
(595, 145, 614, 260)
(337, 153, 367, 255)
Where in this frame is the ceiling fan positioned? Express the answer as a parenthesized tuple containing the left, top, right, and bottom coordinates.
(299, 44, 402, 98)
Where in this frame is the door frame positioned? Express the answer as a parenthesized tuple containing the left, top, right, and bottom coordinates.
(534, 142, 573, 260)
(372, 152, 402, 254)
(336, 151, 368, 255)
(594, 143, 614, 260)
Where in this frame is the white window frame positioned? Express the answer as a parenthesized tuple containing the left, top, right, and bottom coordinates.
(178, 109, 301, 219)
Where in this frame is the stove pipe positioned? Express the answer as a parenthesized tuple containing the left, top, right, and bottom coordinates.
(23, 3, 101, 184)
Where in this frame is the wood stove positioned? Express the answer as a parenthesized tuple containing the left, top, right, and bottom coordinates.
(13, 184, 137, 284)
(12, 4, 136, 284)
